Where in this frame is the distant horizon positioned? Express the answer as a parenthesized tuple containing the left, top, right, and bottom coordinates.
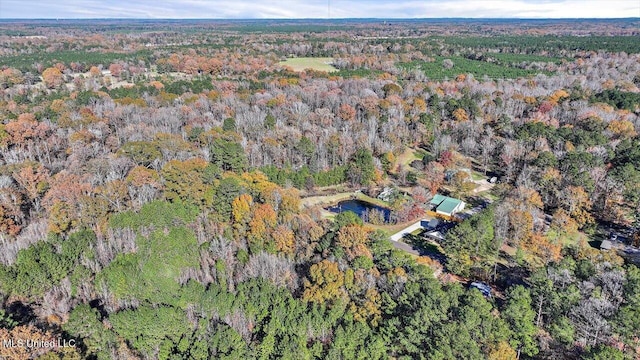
(1, 17, 639, 21)
(0, 16, 640, 22)
(2, 0, 639, 20)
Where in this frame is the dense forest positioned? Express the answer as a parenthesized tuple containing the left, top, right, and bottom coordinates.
(0, 18, 639, 359)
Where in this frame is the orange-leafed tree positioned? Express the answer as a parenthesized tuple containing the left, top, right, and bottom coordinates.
(161, 158, 213, 208)
(203, 58, 223, 75)
(272, 224, 295, 255)
(13, 164, 50, 212)
(231, 193, 253, 224)
(302, 260, 347, 304)
(608, 119, 637, 139)
(337, 224, 372, 261)
(452, 108, 469, 122)
(5, 113, 50, 146)
(550, 208, 579, 236)
(338, 103, 356, 122)
(126, 166, 160, 188)
(509, 209, 533, 247)
(0, 203, 21, 236)
(0, 67, 24, 87)
(559, 185, 593, 228)
(42, 171, 92, 212)
(42, 67, 64, 88)
(89, 66, 101, 77)
(523, 232, 562, 266)
(248, 203, 277, 249)
(125, 166, 162, 208)
(108, 63, 123, 77)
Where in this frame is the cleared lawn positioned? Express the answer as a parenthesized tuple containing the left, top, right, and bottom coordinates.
(279, 57, 338, 72)
(394, 147, 422, 173)
(300, 191, 390, 209)
(300, 192, 353, 207)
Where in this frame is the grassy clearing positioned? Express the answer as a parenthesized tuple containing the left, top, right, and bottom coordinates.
(354, 192, 390, 208)
(300, 192, 352, 208)
(394, 147, 422, 174)
(279, 57, 337, 73)
(471, 171, 486, 181)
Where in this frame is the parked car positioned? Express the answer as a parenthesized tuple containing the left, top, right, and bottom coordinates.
(469, 282, 492, 298)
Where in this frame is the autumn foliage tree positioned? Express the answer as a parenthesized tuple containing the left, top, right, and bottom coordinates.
(559, 186, 593, 228)
(522, 232, 562, 266)
(125, 166, 162, 208)
(303, 260, 347, 304)
(161, 158, 214, 208)
(14, 165, 50, 212)
(0, 204, 21, 236)
(5, 113, 50, 148)
(272, 224, 295, 255)
(42, 171, 92, 233)
(248, 203, 277, 251)
(421, 161, 445, 195)
(337, 224, 372, 261)
(42, 67, 64, 88)
(231, 193, 253, 225)
(338, 103, 356, 122)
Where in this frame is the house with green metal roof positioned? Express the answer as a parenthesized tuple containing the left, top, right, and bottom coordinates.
(430, 194, 465, 217)
(429, 194, 447, 206)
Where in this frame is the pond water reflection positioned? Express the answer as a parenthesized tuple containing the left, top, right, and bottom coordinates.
(326, 199, 391, 223)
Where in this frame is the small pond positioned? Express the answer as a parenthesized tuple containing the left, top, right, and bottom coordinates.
(326, 199, 391, 223)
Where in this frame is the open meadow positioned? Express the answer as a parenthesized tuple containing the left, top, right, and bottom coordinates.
(279, 57, 337, 72)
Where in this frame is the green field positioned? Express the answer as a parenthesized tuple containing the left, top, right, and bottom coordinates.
(489, 53, 566, 64)
(279, 57, 338, 73)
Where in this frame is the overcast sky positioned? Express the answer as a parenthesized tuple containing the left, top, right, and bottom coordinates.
(1, 0, 639, 19)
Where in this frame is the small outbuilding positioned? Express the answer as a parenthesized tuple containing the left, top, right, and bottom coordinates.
(600, 240, 613, 251)
(377, 187, 396, 202)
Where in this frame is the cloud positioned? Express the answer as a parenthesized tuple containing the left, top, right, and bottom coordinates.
(0, 0, 638, 19)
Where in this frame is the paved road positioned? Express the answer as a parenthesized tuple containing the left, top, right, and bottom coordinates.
(389, 239, 421, 256)
(390, 219, 427, 241)
(388, 218, 432, 256)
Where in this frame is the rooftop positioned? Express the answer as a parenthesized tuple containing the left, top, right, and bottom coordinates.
(430, 194, 447, 205)
(437, 197, 464, 215)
